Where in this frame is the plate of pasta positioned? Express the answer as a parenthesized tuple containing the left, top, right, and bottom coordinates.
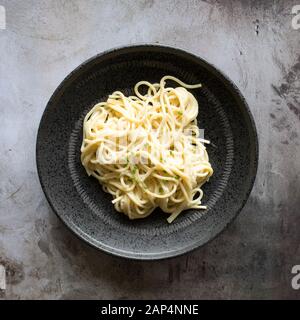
(36, 45, 258, 259)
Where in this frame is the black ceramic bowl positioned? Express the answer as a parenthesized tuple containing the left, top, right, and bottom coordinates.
(36, 45, 258, 260)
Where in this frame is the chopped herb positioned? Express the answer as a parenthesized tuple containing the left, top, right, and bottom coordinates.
(159, 187, 163, 194)
(175, 175, 180, 180)
(178, 111, 183, 116)
(132, 174, 147, 189)
(131, 165, 137, 175)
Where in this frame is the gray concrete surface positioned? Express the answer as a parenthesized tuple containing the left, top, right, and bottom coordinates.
(0, 0, 299, 299)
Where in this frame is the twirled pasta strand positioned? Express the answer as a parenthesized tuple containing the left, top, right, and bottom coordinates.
(81, 76, 213, 223)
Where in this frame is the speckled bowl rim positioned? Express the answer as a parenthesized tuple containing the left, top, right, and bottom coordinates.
(36, 44, 259, 260)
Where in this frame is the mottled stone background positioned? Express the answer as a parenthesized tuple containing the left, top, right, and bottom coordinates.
(0, 0, 299, 299)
